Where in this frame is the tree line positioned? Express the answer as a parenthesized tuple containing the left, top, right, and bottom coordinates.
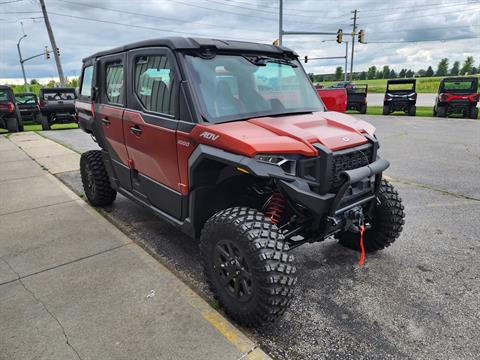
(312, 56, 478, 82)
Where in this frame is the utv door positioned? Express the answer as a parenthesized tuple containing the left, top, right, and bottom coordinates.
(124, 48, 182, 219)
(97, 54, 132, 191)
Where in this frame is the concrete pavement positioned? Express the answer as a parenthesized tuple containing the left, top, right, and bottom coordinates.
(0, 132, 270, 360)
(40, 118, 480, 360)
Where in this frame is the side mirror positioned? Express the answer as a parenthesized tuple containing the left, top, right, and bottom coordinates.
(91, 86, 99, 101)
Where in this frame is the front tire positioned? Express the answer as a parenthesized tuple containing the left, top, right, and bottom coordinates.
(80, 150, 116, 206)
(470, 107, 478, 119)
(408, 105, 416, 116)
(382, 105, 390, 115)
(200, 207, 297, 327)
(437, 106, 447, 118)
(40, 115, 51, 130)
(337, 180, 405, 253)
(6, 117, 19, 133)
(359, 104, 367, 114)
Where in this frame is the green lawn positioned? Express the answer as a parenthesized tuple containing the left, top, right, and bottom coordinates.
(318, 75, 480, 93)
(0, 122, 78, 134)
(357, 106, 434, 117)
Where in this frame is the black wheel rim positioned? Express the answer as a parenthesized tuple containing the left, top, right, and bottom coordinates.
(85, 164, 96, 197)
(213, 240, 253, 302)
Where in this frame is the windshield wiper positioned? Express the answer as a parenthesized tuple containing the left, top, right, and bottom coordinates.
(245, 55, 297, 68)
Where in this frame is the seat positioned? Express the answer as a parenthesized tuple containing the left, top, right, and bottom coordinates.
(215, 80, 242, 116)
(150, 80, 171, 114)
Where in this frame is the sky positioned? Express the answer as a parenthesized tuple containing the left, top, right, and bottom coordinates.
(1, 0, 479, 82)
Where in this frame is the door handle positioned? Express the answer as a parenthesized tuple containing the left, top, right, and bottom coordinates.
(130, 125, 142, 135)
(101, 117, 111, 125)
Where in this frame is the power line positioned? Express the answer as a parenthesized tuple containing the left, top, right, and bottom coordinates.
(45, 11, 271, 43)
(367, 35, 480, 43)
(359, 0, 479, 15)
(54, 0, 259, 31)
(163, 0, 325, 26)
(361, 5, 480, 25)
(0, 0, 24, 4)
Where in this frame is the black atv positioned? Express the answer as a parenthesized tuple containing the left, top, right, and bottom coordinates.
(346, 84, 368, 114)
(434, 77, 479, 119)
(0, 85, 23, 132)
(383, 79, 417, 116)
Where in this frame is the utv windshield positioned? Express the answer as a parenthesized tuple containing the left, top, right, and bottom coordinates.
(15, 94, 37, 104)
(185, 54, 323, 123)
(441, 79, 477, 93)
(387, 82, 415, 92)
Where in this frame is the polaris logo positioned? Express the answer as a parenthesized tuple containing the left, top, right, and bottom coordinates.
(200, 131, 219, 141)
(342, 137, 350, 142)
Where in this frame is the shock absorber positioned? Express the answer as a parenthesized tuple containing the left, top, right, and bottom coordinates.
(265, 191, 285, 225)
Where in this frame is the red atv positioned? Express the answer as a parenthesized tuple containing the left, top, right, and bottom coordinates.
(434, 77, 479, 119)
(76, 37, 405, 326)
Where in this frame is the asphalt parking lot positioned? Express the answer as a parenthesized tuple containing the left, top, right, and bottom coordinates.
(42, 115, 480, 360)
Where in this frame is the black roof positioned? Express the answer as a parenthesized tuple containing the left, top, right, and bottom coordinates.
(386, 78, 416, 84)
(15, 92, 37, 96)
(440, 76, 478, 82)
(83, 37, 296, 62)
(39, 87, 75, 93)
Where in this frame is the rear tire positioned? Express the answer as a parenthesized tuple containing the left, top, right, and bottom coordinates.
(337, 180, 405, 253)
(80, 150, 117, 206)
(382, 105, 390, 115)
(470, 107, 478, 119)
(408, 105, 416, 116)
(40, 115, 51, 130)
(359, 104, 367, 114)
(437, 106, 447, 118)
(6, 117, 19, 133)
(200, 207, 297, 327)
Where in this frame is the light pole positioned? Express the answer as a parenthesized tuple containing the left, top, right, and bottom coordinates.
(17, 33, 29, 92)
(321, 39, 349, 81)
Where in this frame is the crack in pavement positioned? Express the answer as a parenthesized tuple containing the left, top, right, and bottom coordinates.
(1, 257, 82, 360)
(385, 176, 480, 202)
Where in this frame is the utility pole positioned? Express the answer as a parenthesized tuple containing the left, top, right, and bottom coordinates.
(17, 34, 28, 91)
(344, 41, 349, 81)
(349, 9, 358, 81)
(279, 0, 283, 45)
(39, 0, 66, 86)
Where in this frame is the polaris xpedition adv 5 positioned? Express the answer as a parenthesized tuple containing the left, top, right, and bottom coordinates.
(76, 37, 405, 326)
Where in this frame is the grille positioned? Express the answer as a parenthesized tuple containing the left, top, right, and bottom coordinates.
(331, 145, 372, 188)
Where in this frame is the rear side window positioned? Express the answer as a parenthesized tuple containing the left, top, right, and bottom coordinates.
(134, 55, 174, 115)
(105, 62, 124, 105)
(80, 66, 93, 97)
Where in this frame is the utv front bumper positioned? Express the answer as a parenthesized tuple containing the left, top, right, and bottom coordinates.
(278, 158, 389, 217)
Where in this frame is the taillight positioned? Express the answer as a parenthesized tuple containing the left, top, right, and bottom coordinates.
(90, 102, 95, 117)
(7, 102, 14, 113)
(439, 93, 448, 102)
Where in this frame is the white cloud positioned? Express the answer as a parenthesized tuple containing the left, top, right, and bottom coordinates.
(0, 0, 479, 79)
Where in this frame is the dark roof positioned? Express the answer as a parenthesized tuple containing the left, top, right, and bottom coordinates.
(39, 87, 75, 92)
(83, 37, 296, 62)
(440, 76, 478, 82)
(387, 78, 416, 84)
(15, 92, 37, 96)
(0, 85, 13, 90)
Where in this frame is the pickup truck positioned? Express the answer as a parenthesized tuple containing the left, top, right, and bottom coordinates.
(15, 92, 41, 122)
(315, 86, 347, 112)
(39, 87, 77, 130)
(0, 85, 23, 132)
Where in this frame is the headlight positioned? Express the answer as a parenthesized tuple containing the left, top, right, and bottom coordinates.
(255, 154, 297, 176)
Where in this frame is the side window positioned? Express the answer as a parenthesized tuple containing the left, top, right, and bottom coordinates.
(134, 55, 174, 115)
(105, 62, 124, 105)
(80, 65, 93, 97)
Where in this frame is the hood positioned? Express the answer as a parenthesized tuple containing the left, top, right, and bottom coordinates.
(193, 111, 375, 157)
